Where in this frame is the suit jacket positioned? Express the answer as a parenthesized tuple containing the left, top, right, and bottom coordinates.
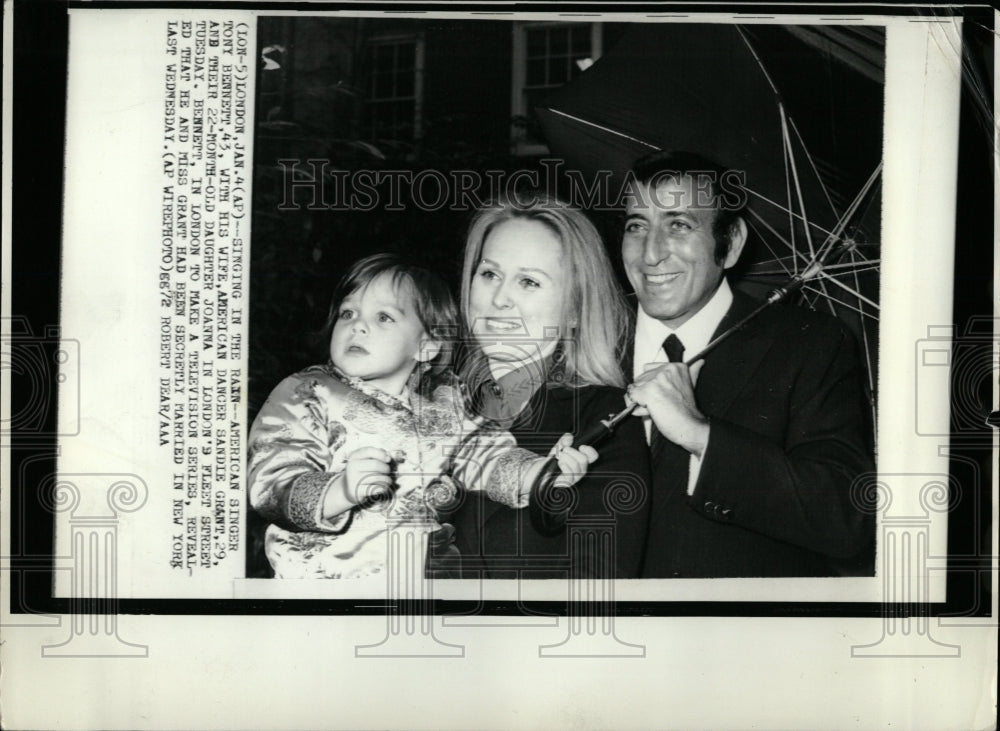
(635, 290, 876, 578)
(447, 382, 652, 579)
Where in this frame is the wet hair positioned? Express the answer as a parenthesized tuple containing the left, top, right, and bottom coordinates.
(459, 193, 630, 389)
(630, 149, 748, 264)
(322, 253, 459, 396)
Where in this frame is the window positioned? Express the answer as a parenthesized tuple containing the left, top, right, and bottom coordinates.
(511, 22, 602, 154)
(365, 35, 424, 141)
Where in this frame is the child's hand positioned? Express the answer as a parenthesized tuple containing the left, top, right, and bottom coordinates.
(548, 433, 598, 489)
(344, 447, 399, 503)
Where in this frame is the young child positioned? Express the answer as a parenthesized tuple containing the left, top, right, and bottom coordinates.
(248, 253, 591, 579)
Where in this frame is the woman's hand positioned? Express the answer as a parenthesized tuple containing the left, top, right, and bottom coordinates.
(513, 434, 597, 505)
(548, 432, 599, 489)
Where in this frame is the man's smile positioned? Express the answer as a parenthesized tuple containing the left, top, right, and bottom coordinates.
(643, 272, 683, 286)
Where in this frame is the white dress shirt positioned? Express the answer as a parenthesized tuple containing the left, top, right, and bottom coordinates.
(632, 278, 733, 495)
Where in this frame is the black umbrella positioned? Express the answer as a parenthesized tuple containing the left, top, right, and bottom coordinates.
(537, 23, 883, 425)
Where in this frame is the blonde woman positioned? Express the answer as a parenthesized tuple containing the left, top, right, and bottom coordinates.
(446, 194, 652, 579)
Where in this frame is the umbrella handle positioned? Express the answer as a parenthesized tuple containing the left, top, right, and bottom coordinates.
(527, 411, 629, 534)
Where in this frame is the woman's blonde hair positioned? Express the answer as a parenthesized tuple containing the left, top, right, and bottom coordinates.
(459, 194, 630, 389)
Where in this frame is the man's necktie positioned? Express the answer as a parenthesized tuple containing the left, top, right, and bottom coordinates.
(663, 334, 685, 365)
(641, 333, 691, 575)
(650, 334, 685, 456)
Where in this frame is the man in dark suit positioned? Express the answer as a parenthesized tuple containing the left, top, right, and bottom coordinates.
(624, 150, 875, 577)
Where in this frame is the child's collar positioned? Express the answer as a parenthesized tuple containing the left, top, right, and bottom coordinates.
(325, 363, 414, 411)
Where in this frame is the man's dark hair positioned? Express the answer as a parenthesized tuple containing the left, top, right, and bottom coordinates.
(630, 150, 748, 264)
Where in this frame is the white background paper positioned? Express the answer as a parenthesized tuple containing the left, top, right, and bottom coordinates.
(2, 5, 996, 730)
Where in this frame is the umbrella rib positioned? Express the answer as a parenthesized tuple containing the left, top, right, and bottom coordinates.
(749, 260, 881, 277)
(747, 203, 796, 254)
(747, 266, 804, 276)
(782, 121, 798, 273)
(812, 263, 840, 319)
(780, 106, 818, 263)
(801, 285, 879, 321)
(788, 116, 841, 219)
(749, 160, 883, 253)
(747, 187, 879, 257)
(802, 285, 831, 315)
(733, 50, 880, 408)
(753, 27, 880, 267)
(821, 261, 882, 275)
(748, 230, 796, 281)
(735, 26, 782, 97)
(746, 210, 810, 274)
(737, 24, 815, 279)
(817, 271, 881, 310)
(746, 207, 806, 263)
(754, 259, 881, 273)
(539, 108, 660, 150)
(800, 288, 822, 311)
(746, 188, 842, 241)
(848, 246, 879, 401)
(815, 161, 884, 263)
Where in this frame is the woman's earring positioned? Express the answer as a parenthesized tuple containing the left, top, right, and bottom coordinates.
(550, 342, 567, 384)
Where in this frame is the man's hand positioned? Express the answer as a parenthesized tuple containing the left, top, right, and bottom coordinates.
(627, 362, 710, 457)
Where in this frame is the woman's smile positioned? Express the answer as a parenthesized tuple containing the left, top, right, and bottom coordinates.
(467, 218, 568, 372)
(482, 317, 525, 334)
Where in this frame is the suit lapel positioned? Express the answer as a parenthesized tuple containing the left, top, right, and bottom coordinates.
(696, 291, 776, 418)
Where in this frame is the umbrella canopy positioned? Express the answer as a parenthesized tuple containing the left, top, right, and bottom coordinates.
(537, 22, 883, 422)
